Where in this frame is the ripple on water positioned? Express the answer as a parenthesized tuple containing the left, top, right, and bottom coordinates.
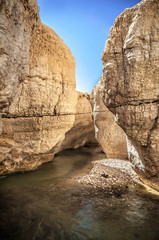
(0, 148, 159, 240)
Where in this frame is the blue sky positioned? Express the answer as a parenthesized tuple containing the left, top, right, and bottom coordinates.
(37, 0, 141, 93)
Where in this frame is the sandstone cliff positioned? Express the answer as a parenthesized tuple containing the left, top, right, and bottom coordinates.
(91, 77, 128, 159)
(0, 0, 97, 174)
(96, 0, 159, 190)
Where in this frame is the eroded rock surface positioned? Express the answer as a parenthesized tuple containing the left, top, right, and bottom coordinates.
(91, 77, 128, 159)
(59, 92, 97, 151)
(0, 0, 96, 174)
(100, 0, 159, 190)
(0, 0, 39, 110)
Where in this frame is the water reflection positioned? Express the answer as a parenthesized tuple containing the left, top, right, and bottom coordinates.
(0, 147, 159, 240)
(125, 198, 148, 224)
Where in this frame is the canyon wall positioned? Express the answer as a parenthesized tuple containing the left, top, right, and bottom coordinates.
(94, 0, 159, 190)
(58, 92, 97, 151)
(0, 0, 97, 174)
(0, 0, 39, 111)
(91, 77, 128, 159)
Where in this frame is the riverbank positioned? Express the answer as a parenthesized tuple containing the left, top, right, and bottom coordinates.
(66, 158, 159, 199)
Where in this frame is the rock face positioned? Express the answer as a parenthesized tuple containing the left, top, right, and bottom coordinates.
(0, 0, 39, 111)
(91, 77, 128, 159)
(99, 0, 159, 190)
(59, 92, 97, 151)
(0, 0, 97, 174)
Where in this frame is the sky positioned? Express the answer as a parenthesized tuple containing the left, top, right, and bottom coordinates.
(37, 0, 141, 93)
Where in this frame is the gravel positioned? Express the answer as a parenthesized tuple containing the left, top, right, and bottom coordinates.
(74, 158, 142, 195)
(95, 159, 140, 181)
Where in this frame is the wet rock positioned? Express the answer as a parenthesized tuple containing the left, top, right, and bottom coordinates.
(101, 174, 109, 178)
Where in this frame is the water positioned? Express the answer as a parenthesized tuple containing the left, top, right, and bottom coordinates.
(0, 147, 159, 240)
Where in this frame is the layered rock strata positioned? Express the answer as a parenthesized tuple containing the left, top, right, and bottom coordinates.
(0, 0, 97, 174)
(97, 0, 159, 190)
(91, 77, 128, 159)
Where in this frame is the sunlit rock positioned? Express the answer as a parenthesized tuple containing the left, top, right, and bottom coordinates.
(99, 0, 159, 190)
(0, 0, 96, 174)
(91, 76, 128, 159)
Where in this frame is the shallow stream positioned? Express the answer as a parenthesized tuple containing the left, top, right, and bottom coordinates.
(0, 148, 159, 240)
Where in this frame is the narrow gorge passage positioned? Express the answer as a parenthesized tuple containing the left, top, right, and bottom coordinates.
(0, 0, 159, 239)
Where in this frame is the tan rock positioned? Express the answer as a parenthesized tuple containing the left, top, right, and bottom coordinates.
(3, 21, 77, 118)
(59, 92, 97, 151)
(0, 0, 96, 174)
(0, 0, 39, 110)
(91, 77, 128, 159)
(100, 0, 159, 190)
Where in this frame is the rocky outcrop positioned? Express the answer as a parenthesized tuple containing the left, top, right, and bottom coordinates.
(91, 77, 128, 159)
(0, 0, 97, 174)
(98, 0, 159, 190)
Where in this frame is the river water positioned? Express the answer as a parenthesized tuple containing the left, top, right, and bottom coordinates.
(0, 147, 159, 240)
